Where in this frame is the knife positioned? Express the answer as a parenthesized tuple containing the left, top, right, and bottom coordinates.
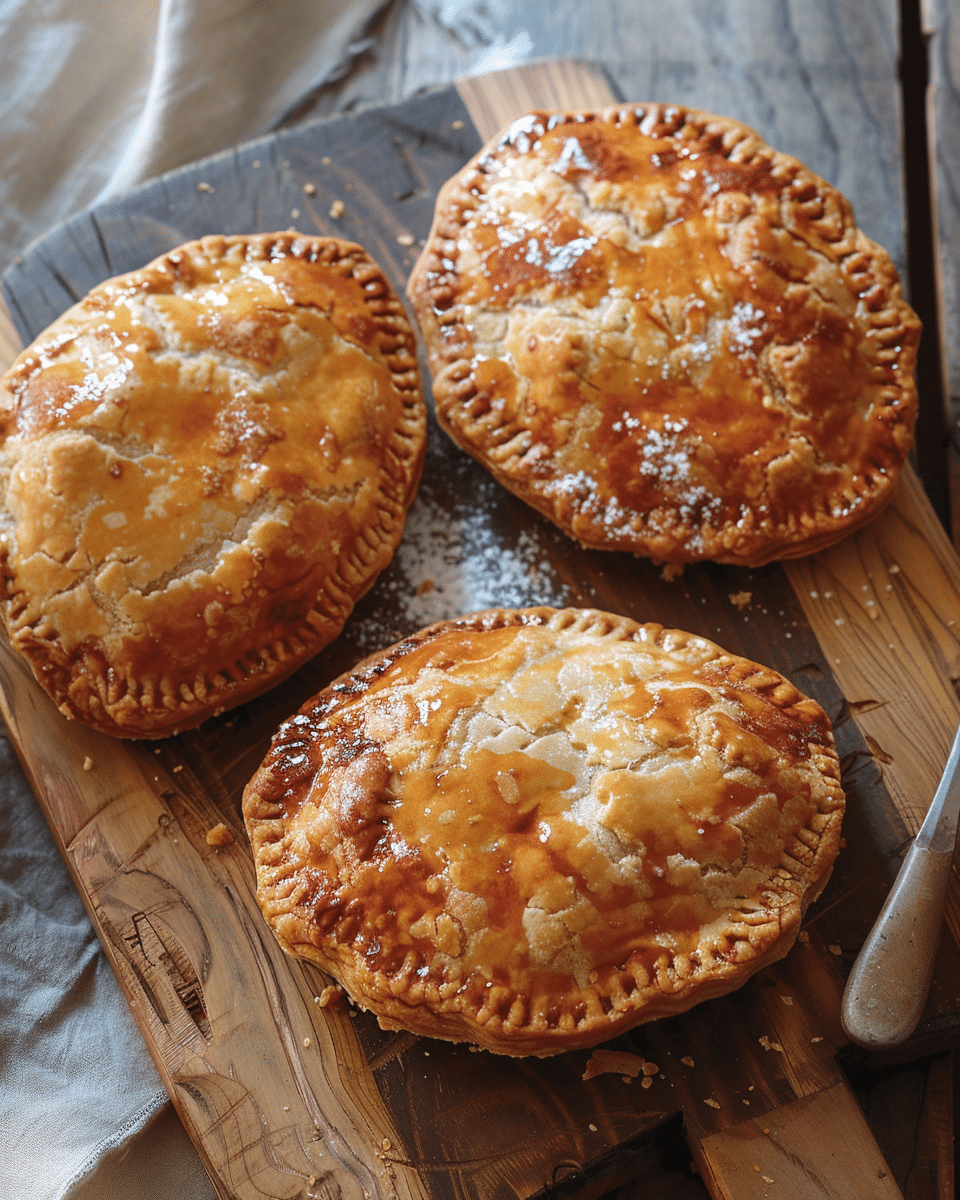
(841, 719, 960, 1049)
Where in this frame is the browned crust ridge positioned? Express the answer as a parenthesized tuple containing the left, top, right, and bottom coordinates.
(243, 606, 845, 1056)
(407, 104, 920, 570)
(0, 232, 426, 737)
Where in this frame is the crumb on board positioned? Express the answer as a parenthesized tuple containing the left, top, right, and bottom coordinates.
(321, 156, 331, 165)
(416, 579, 435, 596)
(829, 944, 842, 956)
(780, 995, 794, 1006)
(704, 1097, 720, 1109)
(758, 1035, 784, 1053)
(197, 181, 213, 193)
(304, 182, 316, 195)
(582, 1048, 647, 1080)
(728, 590, 752, 609)
(205, 823, 234, 847)
(329, 199, 345, 219)
(396, 233, 415, 246)
(315, 984, 345, 1009)
(452, 119, 464, 129)
(681, 1056, 695, 1067)
(82, 756, 94, 771)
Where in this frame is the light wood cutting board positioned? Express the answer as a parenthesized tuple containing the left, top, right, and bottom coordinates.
(2, 60, 958, 1200)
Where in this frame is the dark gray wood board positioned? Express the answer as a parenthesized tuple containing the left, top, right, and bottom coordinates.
(0, 75, 949, 1200)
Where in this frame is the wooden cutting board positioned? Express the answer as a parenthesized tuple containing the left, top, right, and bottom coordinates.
(2, 60, 957, 1200)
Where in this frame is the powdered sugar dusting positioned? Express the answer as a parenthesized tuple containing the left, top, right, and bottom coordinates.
(348, 478, 575, 654)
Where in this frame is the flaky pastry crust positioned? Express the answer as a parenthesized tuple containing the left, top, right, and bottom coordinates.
(243, 607, 844, 1056)
(407, 105, 920, 570)
(0, 233, 425, 737)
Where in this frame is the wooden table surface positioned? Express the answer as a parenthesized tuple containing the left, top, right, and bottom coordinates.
(1, 3, 958, 1198)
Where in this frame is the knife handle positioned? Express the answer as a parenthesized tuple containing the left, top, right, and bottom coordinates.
(840, 840, 954, 1049)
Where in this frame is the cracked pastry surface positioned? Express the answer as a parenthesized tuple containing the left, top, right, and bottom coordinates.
(407, 104, 920, 570)
(0, 233, 425, 738)
(243, 606, 844, 1056)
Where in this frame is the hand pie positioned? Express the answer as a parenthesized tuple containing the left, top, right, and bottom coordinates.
(0, 233, 425, 738)
(243, 607, 844, 1056)
(407, 104, 920, 571)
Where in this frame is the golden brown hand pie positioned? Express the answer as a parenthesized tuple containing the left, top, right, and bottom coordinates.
(0, 233, 425, 738)
(243, 606, 844, 1056)
(407, 104, 920, 571)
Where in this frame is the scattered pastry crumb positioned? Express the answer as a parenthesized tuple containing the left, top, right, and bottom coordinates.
(798, 930, 810, 943)
(811, 1036, 823, 1044)
(641, 1077, 653, 1088)
(583, 1048, 646, 1080)
(829, 944, 842, 955)
(704, 1098, 720, 1109)
(304, 182, 316, 195)
(321, 156, 331, 165)
(197, 181, 213, 192)
(303, 1037, 312, 1048)
(452, 119, 464, 129)
(780, 995, 794, 1006)
(642, 1061, 659, 1075)
(82, 756, 94, 771)
(416, 579, 435, 596)
(252, 159, 260, 168)
(888, 564, 900, 574)
(291, 208, 300, 219)
(205, 823, 233, 847)
(728, 591, 752, 609)
(316, 984, 345, 1009)
(173, 764, 183, 772)
(283, 1105, 289, 1111)
(329, 199, 345, 219)
(396, 233, 415, 246)
(758, 1035, 784, 1053)
(681, 1056, 695, 1067)
(381, 1138, 392, 1151)
(589, 1123, 597, 1132)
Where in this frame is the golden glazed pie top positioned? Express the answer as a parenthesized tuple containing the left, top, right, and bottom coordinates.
(243, 607, 844, 1056)
(407, 105, 920, 570)
(0, 233, 425, 737)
